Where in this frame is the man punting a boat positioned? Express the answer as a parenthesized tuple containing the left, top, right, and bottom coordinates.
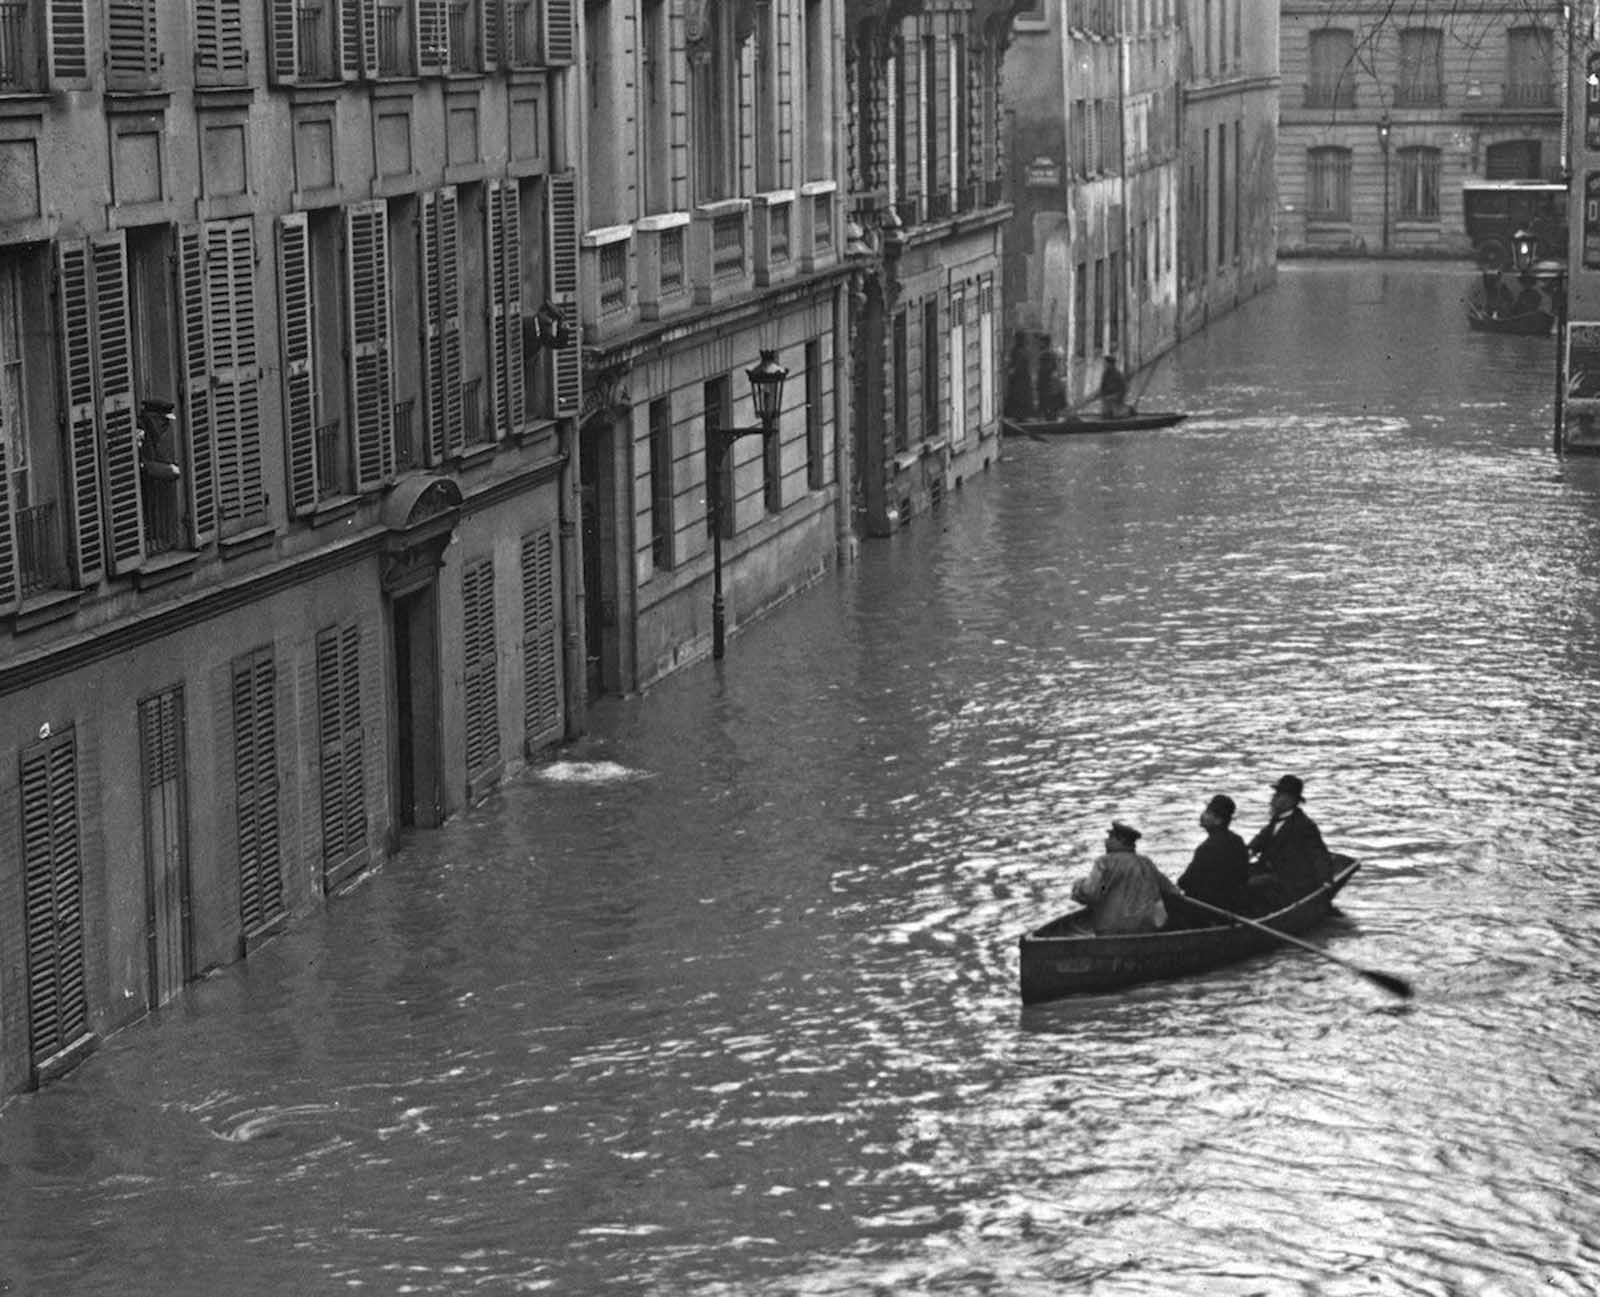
(1245, 775, 1334, 913)
(1071, 822, 1182, 934)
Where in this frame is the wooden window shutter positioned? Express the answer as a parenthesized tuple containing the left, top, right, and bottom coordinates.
(521, 527, 561, 748)
(20, 729, 90, 1070)
(106, 0, 160, 90)
(345, 200, 395, 491)
(545, 172, 581, 416)
(194, 0, 248, 85)
(341, 0, 376, 78)
(315, 624, 367, 874)
(55, 241, 105, 588)
(48, 0, 90, 84)
(92, 233, 145, 574)
(232, 648, 284, 934)
(487, 180, 524, 438)
(418, 0, 450, 72)
(209, 219, 264, 523)
(268, 0, 299, 83)
(463, 559, 500, 781)
(420, 188, 465, 460)
(544, 0, 573, 64)
(277, 214, 317, 515)
(482, 0, 504, 70)
(0, 434, 18, 613)
(177, 228, 218, 547)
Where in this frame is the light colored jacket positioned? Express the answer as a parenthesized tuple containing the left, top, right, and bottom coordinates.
(1072, 849, 1174, 934)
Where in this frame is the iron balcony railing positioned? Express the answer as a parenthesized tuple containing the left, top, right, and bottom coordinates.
(315, 417, 342, 497)
(15, 500, 61, 594)
(1304, 83, 1357, 109)
(0, 1, 32, 91)
(1504, 81, 1555, 108)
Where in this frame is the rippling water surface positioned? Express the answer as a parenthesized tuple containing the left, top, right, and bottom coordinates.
(4, 263, 1600, 1295)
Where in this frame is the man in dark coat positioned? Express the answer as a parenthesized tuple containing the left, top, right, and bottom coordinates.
(1245, 775, 1333, 912)
(1168, 794, 1250, 925)
(1099, 355, 1129, 417)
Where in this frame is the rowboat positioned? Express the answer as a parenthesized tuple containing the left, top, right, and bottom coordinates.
(1018, 856, 1361, 1004)
(1002, 411, 1188, 437)
(1466, 303, 1553, 336)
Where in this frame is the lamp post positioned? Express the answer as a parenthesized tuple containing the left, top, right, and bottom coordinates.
(1377, 111, 1392, 254)
(709, 349, 788, 659)
(1513, 227, 1568, 453)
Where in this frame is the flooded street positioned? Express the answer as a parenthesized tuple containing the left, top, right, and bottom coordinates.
(3, 260, 1600, 1294)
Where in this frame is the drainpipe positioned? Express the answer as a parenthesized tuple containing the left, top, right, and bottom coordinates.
(833, 278, 858, 565)
(558, 415, 586, 739)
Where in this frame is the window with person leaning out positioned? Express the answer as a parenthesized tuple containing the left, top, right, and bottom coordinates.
(1069, 779, 1332, 933)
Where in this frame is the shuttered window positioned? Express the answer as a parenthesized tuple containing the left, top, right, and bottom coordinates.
(0, 422, 17, 613)
(179, 220, 263, 541)
(315, 623, 368, 885)
(49, 0, 90, 84)
(521, 527, 562, 748)
(232, 648, 284, 935)
(463, 558, 500, 781)
(277, 214, 318, 514)
(139, 687, 191, 1003)
(978, 277, 994, 427)
(545, 172, 581, 416)
(194, 0, 247, 84)
(106, 0, 159, 90)
(487, 179, 525, 439)
(418, 0, 449, 71)
(543, 0, 573, 63)
(20, 727, 90, 1073)
(346, 201, 395, 490)
(421, 187, 465, 460)
(55, 241, 103, 586)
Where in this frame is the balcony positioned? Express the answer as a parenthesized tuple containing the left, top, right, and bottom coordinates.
(688, 199, 752, 306)
(394, 396, 419, 470)
(448, 1, 477, 72)
(376, 4, 408, 74)
(315, 417, 342, 498)
(462, 375, 486, 445)
(798, 181, 838, 272)
(1, 0, 39, 92)
(296, 3, 338, 79)
(1393, 83, 1443, 109)
(1504, 81, 1555, 109)
(580, 224, 635, 336)
(752, 191, 795, 287)
(15, 500, 64, 594)
(634, 212, 689, 322)
(510, 0, 536, 65)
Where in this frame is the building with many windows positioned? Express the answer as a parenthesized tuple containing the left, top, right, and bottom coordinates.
(843, 0, 1013, 535)
(0, 0, 583, 1095)
(1177, 0, 1278, 331)
(1278, 1, 1565, 257)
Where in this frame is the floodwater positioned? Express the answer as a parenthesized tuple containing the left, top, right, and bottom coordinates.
(3, 261, 1600, 1295)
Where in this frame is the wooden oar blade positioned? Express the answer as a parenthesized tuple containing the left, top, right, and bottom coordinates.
(1364, 969, 1414, 999)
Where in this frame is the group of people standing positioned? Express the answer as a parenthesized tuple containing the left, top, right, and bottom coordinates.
(1069, 775, 1335, 934)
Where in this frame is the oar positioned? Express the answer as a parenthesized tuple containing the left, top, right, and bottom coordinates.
(1175, 893, 1414, 999)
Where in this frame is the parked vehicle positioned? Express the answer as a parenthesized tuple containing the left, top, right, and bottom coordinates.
(1462, 180, 1568, 270)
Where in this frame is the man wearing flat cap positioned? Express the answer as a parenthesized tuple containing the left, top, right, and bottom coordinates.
(1245, 775, 1333, 911)
(1071, 821, 1180, 934)
(1167, 794, 1251, 925)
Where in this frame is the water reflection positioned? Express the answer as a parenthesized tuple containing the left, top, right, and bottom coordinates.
(2, 263, 1600, 1294)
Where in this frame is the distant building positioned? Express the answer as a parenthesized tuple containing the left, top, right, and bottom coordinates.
(1277, 2, 1565, 257)
(1178, 0, 1279, 333)
(1, 0, 583, 1095)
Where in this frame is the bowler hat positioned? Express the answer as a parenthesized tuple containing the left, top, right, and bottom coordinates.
(1109, 820, 1141, 845)
(1205, 794, 1235, 823)
(1272, 775, 1305, 801)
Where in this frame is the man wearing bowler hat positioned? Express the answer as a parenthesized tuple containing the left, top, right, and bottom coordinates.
(1168, 794, 1251, 925)
(1245, 775, 1332, 911)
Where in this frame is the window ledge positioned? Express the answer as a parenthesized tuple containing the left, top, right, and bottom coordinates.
(10, 587, 83, 635)
(219, 524, 277, 559)
(307, 495, 361, 528)
(454, 442, 498, 471)
(133, 549, 200, 590)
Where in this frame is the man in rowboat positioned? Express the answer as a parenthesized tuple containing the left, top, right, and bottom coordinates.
(1098, 355, 1130, 418)
(1071, 822, 1181, 934)
(1245, 775, 1334, 913)
(1166, 794, 1251, 926)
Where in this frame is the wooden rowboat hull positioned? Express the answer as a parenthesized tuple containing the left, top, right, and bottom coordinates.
(1018, 857, 1361, 1004)
(1003, 412, 1189, 437)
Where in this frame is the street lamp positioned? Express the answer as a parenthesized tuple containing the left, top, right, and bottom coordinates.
(1377, 111, 1392, 254)
(708, 349, 788, 659)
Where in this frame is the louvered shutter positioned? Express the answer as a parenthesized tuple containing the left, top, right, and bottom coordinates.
(232, 648, 284, 933)
(268, 0, 299, 83)
(341, 0, 376, 78)
(418, 0, 449, 72)
(346, 201, 395, 490)
(210, 220, 264, 522)
(546, 172, 581, 415)
(194, 0, 248, 85)
(463, 560, 499, 779)
(92, 234, 144, 573)
(48, 0, 89, 84)
(543, 0, 573, 63)
(277, 215, 317, 514)
(55, 242, 104, 587)
(420, 188, 464, 460)
(316, 624, 366, 875)
(20, 731, 88, 1070)
(338, 624, 366, 859)
(177, 229, 218, 546)
(106, 0, 159, 90)
(487, 180, 524, 438)
(521, 527, 561, 747)
(482, 0, 503, 69)
(0, 435, 17, 612)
